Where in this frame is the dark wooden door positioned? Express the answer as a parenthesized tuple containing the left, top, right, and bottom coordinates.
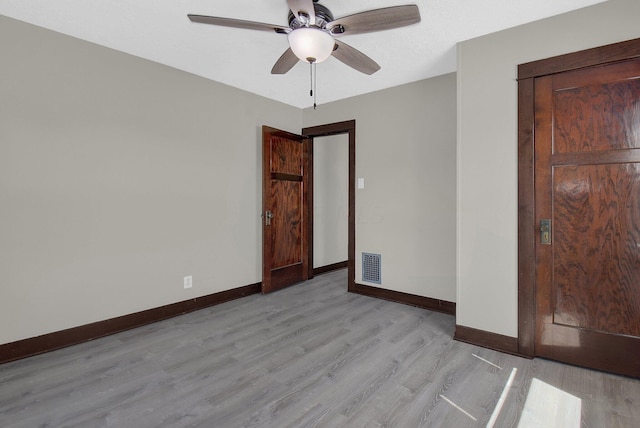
(534, 58, 640, 377)
(262, 126, 309, 294)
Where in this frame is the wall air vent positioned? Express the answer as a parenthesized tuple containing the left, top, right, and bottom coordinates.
(362, 253, 382, 284)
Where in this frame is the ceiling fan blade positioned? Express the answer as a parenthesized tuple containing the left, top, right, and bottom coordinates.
(271, 48, 299, 74)
(328, 5, 420, 36)
(287, 0, 316, 25)
(332, 40, 380, 75)
(188, 15, 289, 34)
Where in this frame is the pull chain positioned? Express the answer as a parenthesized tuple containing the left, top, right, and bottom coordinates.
(309, 61, 318, 110)
(309, 61, 313, 98)
(313, 62, 317, 110)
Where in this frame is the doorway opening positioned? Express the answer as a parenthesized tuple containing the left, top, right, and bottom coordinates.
(311, 133, 349, 275)
(303, 120, 356, 291)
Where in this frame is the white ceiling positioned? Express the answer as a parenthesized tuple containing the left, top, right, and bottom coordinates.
(0, 0, 605, 108)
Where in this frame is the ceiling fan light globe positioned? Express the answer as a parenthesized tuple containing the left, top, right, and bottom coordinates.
(288, 28, 334, 63)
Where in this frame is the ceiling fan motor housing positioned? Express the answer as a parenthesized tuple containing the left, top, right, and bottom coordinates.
(288, 3, 334, 29)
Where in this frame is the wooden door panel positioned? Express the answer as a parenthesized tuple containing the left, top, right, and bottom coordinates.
(270, 136, 303, 176)
(534, 57, 640, 377)
(553, 76, 640, 153)
(270, 180, 303, 269)
(538, 324, 640, 375)
(553, 163, 640, 336)
(262, 126, 309, 294)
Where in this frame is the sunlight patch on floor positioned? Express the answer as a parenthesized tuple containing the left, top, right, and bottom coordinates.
(517, 378, 581, 428)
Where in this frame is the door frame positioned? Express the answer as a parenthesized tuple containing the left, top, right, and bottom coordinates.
(302, 120, 356, 291)
(517, 38, 640, 357)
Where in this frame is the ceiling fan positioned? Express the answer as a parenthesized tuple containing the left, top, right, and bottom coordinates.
(188, 0, 421, 75)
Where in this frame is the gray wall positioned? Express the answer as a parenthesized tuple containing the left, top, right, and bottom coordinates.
(304, 74, 458, 302)
(1, 14, 458, 347)
(457, 0, 640, 337)
(0, 16, 302, 344)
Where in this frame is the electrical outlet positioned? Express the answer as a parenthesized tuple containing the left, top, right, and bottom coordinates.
(183, 275, 192, 289)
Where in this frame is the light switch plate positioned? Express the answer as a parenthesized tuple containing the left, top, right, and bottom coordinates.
(357, 178, 365, 189)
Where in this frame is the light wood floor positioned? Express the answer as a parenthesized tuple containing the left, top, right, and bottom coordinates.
(1, 269, 639, 427)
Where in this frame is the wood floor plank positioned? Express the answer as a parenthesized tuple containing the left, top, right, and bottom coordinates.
(1, 268, 639, 427)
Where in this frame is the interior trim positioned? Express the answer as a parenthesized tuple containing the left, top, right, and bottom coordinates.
(518, 37, 640, 80)
(351, 282, 456, 315)
(313, 261, 349, 276)
(517, 75, 536, 357)
(454, 325, 522, 356)
(0, 282, 261, 365)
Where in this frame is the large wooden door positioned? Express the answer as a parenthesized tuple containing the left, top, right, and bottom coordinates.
(534, 58, 640, 376)
(262, 126, 309, 294)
